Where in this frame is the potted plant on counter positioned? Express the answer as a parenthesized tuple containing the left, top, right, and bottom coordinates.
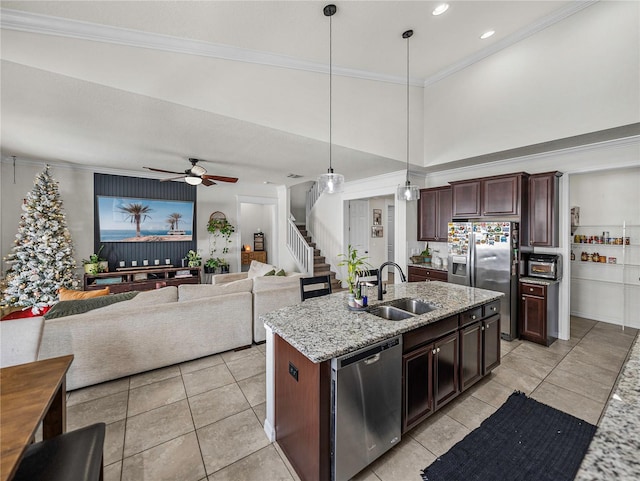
(204, 258, 219, 274)
(185, 250, 202, 268)
(421, 243, 432, 264)
(82, 245, 107, 274)
(337, 245, 371, 308)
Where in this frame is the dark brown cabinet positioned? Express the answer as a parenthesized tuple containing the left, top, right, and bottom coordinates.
(519, 281, 559, 346)
(528, 171, 562, 247)
(407, 266, 448, 283)
(451, 181, 481, 218)
(418, 187, 452, 241)
(84, 266, 200, 293)
(483, 314, 501, 374)
(402, 331, 459, 433)
(451, 173, 528, 218)
(483, 175, 522, 216)
(459, 321, 482, 390)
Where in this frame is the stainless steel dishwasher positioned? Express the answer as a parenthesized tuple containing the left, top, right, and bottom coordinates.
(331, 336, 402, 481)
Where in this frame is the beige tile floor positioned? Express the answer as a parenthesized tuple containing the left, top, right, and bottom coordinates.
(65, 317, 637, 481)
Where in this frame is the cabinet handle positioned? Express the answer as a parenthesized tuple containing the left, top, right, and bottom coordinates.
(432, 349, 437, 355)
(437, 347, 441, 353)
(529, 288, 534, 292)
(486, 323, 489, 329)
(522, 297, 526, 300)
(471, 315, 477, 320)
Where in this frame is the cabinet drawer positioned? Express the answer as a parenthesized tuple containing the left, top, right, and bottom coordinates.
(403, 315, 458, 353)
(520, 283, 545, 297)
(460, 307, 483, 327)
(484, 300, 500, 317)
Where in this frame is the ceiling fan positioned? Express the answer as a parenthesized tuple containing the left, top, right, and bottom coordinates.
(143, 158, 239, 186)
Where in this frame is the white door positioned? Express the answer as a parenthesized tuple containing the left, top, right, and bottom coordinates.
(349, 200, 369, 255)
(387, 204, 395, 263)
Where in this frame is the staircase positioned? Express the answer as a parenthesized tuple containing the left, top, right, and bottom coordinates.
(296, 225, 342, 291)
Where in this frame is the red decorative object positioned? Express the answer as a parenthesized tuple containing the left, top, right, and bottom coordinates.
(1, 306, 51, 321)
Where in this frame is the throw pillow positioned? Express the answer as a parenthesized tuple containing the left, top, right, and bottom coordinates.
(263, 270, 276, 276)
(126, 286, 178, 305)
(44, 291, 139, 319)
(247, 260, 277, 279)
(276, 269, 286, 276)
(59, 287, 110, 301)
(178, 278, 253, 302)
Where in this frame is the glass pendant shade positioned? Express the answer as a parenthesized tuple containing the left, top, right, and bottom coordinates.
(185, 176, 202, 186)
(397, 181, 420, 201)
(318, 168, 344, 194)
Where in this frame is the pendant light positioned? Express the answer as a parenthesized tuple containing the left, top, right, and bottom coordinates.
(397, 29, 420, 202)
(318, 4, 344, 194)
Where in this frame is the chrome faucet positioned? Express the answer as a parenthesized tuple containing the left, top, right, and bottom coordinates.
(377, 262, 407, 300)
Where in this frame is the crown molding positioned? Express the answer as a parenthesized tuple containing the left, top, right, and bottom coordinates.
(423, 0, 599, 87)
(0, 8, 423, 87)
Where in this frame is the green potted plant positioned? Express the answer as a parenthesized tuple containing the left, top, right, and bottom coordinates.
(207, 218, 235, 254)
(337, 245, 371, 307)
(204, 258, 219, 274)
(420, 243, 432, 264)
(185, 250, 202, 268)
(82, 245, 107, 274)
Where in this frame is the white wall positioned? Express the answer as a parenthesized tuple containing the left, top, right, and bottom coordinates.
(423, 1, 639, 166)
(0, 159, 283, 277)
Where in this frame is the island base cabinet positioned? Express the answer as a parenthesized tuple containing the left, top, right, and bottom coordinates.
(402, 331, 459, 433)
(275, 335, 331, 481)
(460, 322, 483, 391)
(483, 314, 501, 374)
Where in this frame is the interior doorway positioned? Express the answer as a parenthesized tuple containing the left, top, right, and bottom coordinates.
(237, 196, 278, 272)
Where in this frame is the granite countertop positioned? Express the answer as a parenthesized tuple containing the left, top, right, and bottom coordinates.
(575, 334, 640, 480)
(407, 262, 448, 272)
(261, 281, 503, 363)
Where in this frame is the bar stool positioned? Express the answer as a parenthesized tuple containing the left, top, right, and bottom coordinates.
(13, 423, 106, 481)
(300, 275, 332, 301)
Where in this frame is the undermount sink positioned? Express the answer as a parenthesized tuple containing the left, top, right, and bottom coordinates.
(387, 298, 438, 315)
(368, 298, 438, 321)
(368, 305, 414, 321)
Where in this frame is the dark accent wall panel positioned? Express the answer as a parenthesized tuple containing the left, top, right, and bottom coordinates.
(93, 174, 197, 269)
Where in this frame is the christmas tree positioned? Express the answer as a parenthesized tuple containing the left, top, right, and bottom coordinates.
(2, 165, 79, 313)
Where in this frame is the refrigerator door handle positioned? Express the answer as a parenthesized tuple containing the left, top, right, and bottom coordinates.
(469, 231, 476, 287)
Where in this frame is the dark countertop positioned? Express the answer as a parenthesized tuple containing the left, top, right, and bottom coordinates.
(261, 281, 503, 363)
(407, 262, 448, 272)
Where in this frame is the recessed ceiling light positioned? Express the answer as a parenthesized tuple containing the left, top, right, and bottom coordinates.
(432, 3, 449, 16)
(480, 30, 495, 40)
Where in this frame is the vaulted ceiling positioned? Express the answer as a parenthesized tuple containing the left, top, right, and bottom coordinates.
(1, 1, 601, 186)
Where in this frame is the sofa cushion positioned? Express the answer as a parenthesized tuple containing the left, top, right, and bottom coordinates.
(247, 260, 277, 279)
(252, 275, 302, 292)
(178, 278, 253, 302)
(44, 292, 139, 319)
(125, 286, 178, 305)
(276, 269, 286, 276)
(59, 287, 110, 301)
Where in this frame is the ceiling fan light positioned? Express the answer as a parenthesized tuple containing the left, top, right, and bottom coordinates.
(432, 3, 449, 16)
(397, 181, 420, 201)
(190, 165, 206, 176)
(318, 169, 344, 194)
(185, 176, 202, 186)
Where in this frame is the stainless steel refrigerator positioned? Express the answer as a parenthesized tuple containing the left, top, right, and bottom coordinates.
(447, 221, 519, 340)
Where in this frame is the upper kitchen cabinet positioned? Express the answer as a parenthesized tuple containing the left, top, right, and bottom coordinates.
(483, 174, 527, 216)
(528, 172, 562, 247)
(418, 187, 452, 241)
(451, 173, 528, 218)
(450, 181, 481, 218)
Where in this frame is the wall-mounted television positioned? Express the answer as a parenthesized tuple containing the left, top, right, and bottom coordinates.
(97, 196, 194, 242)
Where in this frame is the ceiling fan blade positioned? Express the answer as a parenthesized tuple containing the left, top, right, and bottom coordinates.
(201, 178, 216, 187)
(159, 175, 186, 182)
(144, 166, 185, 175)
(202, 174, 239, 183)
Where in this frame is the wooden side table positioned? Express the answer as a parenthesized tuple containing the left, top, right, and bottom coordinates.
(241, 251, 267, 265)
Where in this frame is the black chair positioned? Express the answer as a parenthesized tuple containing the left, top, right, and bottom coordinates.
(300, 275, 333, 301)
(356, 269, 379, 287)
(13, 423, 106, 481)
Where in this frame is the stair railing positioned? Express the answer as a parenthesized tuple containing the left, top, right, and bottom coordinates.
(305, 182, 322, 227)
(287, 217, 314, 276)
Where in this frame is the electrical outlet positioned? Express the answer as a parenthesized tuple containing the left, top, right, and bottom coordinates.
(288, 362, 298, 382)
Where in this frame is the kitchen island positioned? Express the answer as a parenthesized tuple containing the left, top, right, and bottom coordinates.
(261, 281, 503, 481)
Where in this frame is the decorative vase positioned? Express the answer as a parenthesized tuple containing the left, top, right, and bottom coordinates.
(347, 293, 356, 308)
(423, 256, 432, 264)
(84, 263, 98, 275)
